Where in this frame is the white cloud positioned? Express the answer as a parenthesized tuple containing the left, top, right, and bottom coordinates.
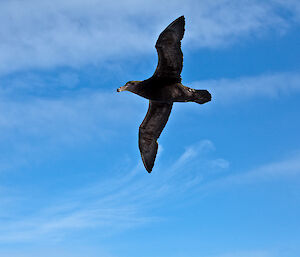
(192, 71, 300, 104)
(0, 139, 226, 243)
(0, 0, 299, 75)
(202, 153, 300, 191)
(210, 158, 230, 169)
(274, 0, 300, 22)
(0, 86, 145, 172)
(172, 139, 215, 169)
(0, 134, 299, 243)
(0, 91, 127, 140)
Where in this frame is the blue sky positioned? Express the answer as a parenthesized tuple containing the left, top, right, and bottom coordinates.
(0, 0, 300, 256)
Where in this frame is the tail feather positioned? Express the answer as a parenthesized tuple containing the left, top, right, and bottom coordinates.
(194, 90, 211, 104)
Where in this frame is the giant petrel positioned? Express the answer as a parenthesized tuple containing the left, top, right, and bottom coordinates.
(117, 16, 211, 173)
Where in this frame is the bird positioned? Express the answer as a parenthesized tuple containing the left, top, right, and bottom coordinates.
(117, 16, 211, 173)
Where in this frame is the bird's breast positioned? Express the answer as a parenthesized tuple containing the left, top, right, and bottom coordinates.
(130, 82, 190, 103)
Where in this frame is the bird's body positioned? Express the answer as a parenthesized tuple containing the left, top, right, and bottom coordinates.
(125, 79, 210, 104)
(117, 16, 211, 173)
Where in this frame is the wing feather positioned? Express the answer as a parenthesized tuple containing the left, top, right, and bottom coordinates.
(153, 16, 185, 81)
(139, 101, 173, 173)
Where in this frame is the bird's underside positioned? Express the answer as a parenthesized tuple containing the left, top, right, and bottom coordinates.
(117, 15, 211, 173)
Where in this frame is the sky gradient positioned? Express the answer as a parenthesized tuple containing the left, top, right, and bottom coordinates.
(0, 0, 300, 257)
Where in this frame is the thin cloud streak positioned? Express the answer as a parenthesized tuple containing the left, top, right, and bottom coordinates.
(0, 140, 226, 243)
(202, 153, 300, 192)
(2, 139, 299, 244)
(0, 88, 144, 173)
(192, 71, 300, 104)
(171, 139, 215, 170)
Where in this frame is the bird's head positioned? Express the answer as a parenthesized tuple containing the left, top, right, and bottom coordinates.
(117, 81, 141, 92)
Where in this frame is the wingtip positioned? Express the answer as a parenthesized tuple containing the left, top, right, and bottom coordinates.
(162, 15, 185, 40)
(177, 15, 185, 23)
(145, 159, 155, 173)
(175, 15, 185, 23)
(167, 15, 185, 26)
(141, 154, 154, 173)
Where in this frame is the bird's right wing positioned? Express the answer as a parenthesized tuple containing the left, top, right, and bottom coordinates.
(139, 101, 173, 173)
(152, 16, 185, 81)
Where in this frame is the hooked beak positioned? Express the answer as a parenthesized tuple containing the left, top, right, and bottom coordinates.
(117, 85, 127, 92)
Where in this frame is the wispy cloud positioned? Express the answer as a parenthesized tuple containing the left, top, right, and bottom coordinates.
(0, 71, 80, 96)
(3, 139, 299, 244)
(1, 133, 300, 244)
(0, 0, 299, 75)
(274, 0, 300, 22)
(172, 139, 215, 169)
(202, 152, 300, 192)
(192, 71, 300, 104)
(1, 70, 299, 173)
(0, 140, 227, 242)
(0, 86, 144, 172)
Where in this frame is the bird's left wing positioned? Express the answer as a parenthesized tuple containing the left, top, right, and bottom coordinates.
(139, 101, 173, 173)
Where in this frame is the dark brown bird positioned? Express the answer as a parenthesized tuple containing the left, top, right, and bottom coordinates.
(117, 16, 211, 173)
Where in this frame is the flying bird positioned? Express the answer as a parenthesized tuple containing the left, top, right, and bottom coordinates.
(117, 16, 211, 173)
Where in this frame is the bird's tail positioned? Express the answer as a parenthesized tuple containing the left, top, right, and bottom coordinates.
(194, 90, 212, 104)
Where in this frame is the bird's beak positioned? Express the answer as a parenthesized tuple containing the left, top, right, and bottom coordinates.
(117, 85, 127, 92)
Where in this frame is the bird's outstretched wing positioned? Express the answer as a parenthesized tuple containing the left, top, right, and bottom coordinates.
(152, 16, 185, 81)
(139, 101, 173, 173)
